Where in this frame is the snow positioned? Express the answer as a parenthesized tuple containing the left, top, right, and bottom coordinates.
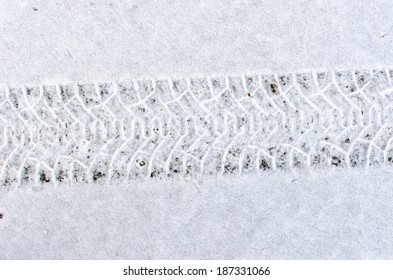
(1, 168, 393, 259)
(1, 0, 393, 85)
(1, 0, 393, 259)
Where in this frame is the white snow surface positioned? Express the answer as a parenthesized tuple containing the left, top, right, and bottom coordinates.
(1, 0, 393, 84)
(1, 0, 393, 259)
(1, 168, 393, 259)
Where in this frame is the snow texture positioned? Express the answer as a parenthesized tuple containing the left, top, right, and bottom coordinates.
(1, 169, 393, 259)
(1, 0, 393, 84)
(1, 0, 393, 259)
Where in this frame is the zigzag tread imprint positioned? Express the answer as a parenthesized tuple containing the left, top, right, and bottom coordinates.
(1, 68, 393, 189)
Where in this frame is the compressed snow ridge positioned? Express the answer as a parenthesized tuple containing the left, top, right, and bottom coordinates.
(1, 68, 393, 189)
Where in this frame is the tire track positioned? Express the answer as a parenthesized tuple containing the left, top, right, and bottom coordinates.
(1, 68, 393, 189)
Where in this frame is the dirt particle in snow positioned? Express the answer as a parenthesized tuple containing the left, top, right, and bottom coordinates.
(39, 172, 50, 183)
(331, 156, 342, 166)
(224, 164, 237, 173)
(23, 166, 32, 180)
(279, 76, 287, 86)
(269, 83, 278, 94)
(0, 213, 3, 219)
(57, 170, 66, 182)
(259, 160, 270, 170)
(93, 172, 105, 181)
